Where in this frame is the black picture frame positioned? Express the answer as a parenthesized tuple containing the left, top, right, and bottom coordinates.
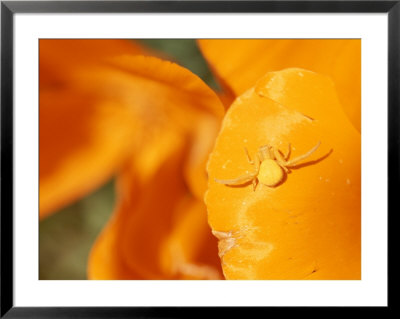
(1, 0, 396, 317)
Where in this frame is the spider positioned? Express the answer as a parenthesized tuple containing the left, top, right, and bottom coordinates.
(215, 141, 321, 190)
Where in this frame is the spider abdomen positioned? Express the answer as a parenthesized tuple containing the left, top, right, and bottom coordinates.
(258, 159, 284, 187)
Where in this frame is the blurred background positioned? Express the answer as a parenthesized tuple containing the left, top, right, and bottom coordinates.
(39, 39, 218, 280)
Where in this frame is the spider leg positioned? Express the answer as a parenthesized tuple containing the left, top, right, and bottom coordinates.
(252, 178, 258, 191)
(253, 152, 261, 172)
(258, 145, 271, 161)
(216, 147, 262, 188)
(251, 154, 261, 191)
(285, 143, 291, 161)
(215, 172, 258, 186)
(267, 146, 274, 160)
(285, 141, 321, 167)
(273, 147, 289, 173)
(244, 147, 254, 164)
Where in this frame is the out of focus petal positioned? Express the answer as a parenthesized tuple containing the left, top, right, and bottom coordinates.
(73, 55, 225, 122)
(73, 55, 225, 198)
(40, 39, 148, 87)
(39, 40, 149, 218)
(87, 199, 144, 280)
(87, 55, 227, 279)
(88, 127, 222, 279)
(183, 114, 221, 199)
(39, 89, 138, 219)
(88, 126, 185, 279)
(160, 196, 223, 279)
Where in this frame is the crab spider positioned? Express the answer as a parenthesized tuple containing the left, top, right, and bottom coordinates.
(215, 141, 321, 190)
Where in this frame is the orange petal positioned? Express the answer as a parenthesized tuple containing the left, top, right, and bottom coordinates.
(39, 89, 138, 219)
(205, 68, 360, 280)
(160, 197, 223, 279)
(183, 114, 221, 199)
(73, 55, 225, 122)
(40, 40, 225, 218)
(88, 127, 222, 279)
(39, 40, 148, 218)
(87, 200, 144, 280)
(198, 39, 361, 132)
(84, 54, 226, 279)
(330, 40, 361, 131)
(40, 39, 147, 88)
(88, 126, 185, 279)
(71, 55, 225, 198)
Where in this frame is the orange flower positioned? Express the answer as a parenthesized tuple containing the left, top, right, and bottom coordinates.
(205, 68, 360, 279)
(198, 39, 361, 132)
(197, 40, 360, 279)
(40, 40, 225, 279)
(40, 39, 360, 280)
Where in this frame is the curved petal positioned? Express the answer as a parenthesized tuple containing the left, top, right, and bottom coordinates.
(88, 126, 184, 279)
(40, 39, 148, 88)
(183, 114, 221, 199)
(39, 89, 138, 219)
(83, 53, 226, 279)
(40, 41, 225, 218)
(72, 55, 225, 198)
(39, 40, 148, 218)
(88, 128, 222, 279)
(159, 196, 223, 280)
(198, 39, 361, 132)
(205, 68, 360, 280)
(87, 200, 144, 280)
(73, 55, 225, 121)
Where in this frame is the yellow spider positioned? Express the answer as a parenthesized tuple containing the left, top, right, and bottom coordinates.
(215, 141, 321, 189)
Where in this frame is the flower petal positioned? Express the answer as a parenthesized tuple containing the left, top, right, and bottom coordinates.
(183, 114, 221, 199)
(40, 39, 147, 87)
(88, 128, 222, 279)
(72, 55, 225, 198)
(39, 40, 148, 218)
(205, 68, 360, 280)
(82, 53, 226, 279)
(198, 39, 361, 131)
(39, 89, 138, 219)
(73, 55, 225, 121)
(159, 197, 223, 280)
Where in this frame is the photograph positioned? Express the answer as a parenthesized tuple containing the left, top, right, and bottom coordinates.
(39, 39, 361, 280)
(1, 0, 394, 314)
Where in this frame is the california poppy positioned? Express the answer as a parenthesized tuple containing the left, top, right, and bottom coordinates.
(40, 39, 360, 280)
(206, 68, 360, 279)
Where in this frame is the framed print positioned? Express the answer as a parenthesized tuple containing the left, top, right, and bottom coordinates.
(1, 0, 396, 317)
